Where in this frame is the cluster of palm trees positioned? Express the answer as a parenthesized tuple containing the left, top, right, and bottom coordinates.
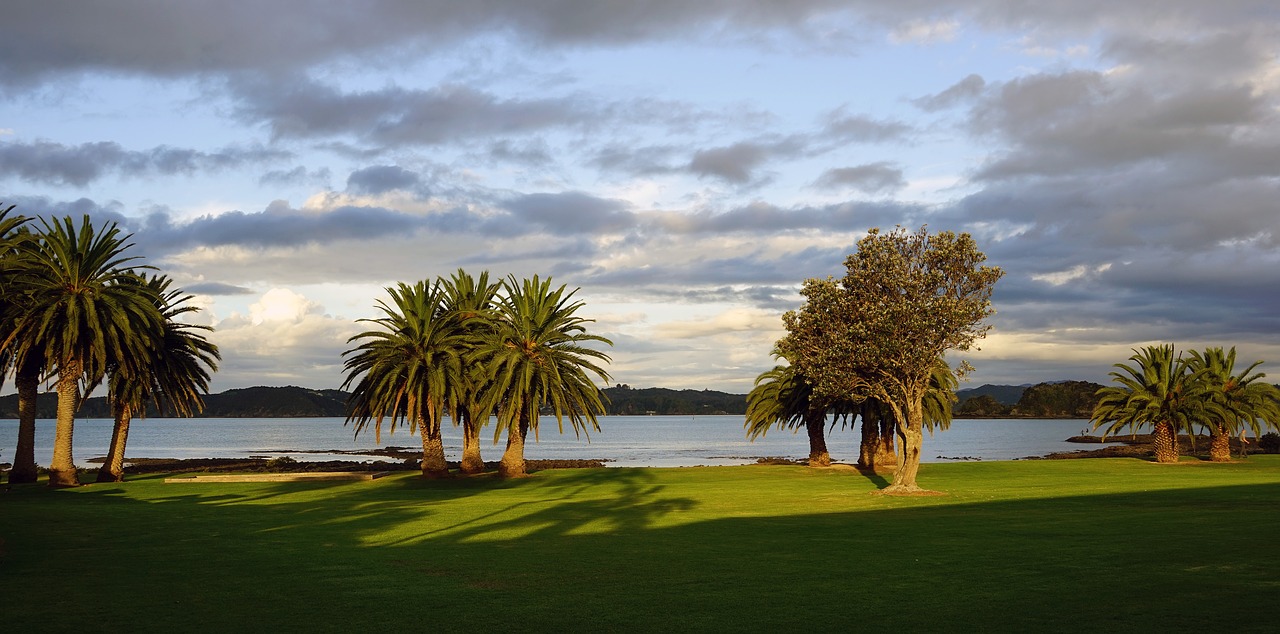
(1, 204, 219, 486)
(1091, 344, 1280, 463)
(341, 270, 613, 478)
(745, 353, 956, 470)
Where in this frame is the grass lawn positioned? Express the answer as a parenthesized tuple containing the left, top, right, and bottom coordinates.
(3, 457, 1279, 632)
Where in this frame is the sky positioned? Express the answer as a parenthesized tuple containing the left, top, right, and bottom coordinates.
(2, 1, 1279, 395)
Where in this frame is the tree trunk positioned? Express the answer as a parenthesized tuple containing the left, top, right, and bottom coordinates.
(459, 411, 485, 474)
(1208, 424, 1231, 462)
(96, 401, 132, 482)
(48, 360, 82, 487)
(804, 407, 830, 467)
(418, 418, 449, 478)
(499, 410, 529, 478)
(883, 394, 929, 495)
(875, 415, 897, 468)
(9, 366, 40, 484)
(857, 408, 878, 469)
(1152, 421, 1179, 463)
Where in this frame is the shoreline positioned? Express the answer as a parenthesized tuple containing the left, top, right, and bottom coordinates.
(4, 433, 1267, 477)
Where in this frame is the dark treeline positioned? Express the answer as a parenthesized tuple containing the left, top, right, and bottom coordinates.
(600, 385, 746, 415)
(954, 381, 1105, 418)
(2, 381, 1136, 419)
(0, 385, 747, 418)
(0, 386, 349, 419)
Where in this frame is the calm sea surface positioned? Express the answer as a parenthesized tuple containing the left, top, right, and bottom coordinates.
(0, 416, 1115, 468)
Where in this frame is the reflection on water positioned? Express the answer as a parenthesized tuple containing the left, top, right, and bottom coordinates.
(0, 416, 1115, 468)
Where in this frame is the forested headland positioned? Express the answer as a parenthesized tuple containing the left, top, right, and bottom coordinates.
(3, 381, 1122, 419)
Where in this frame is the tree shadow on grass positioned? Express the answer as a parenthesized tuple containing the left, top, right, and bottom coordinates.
(855, 465, 890, 488)
(6, 465, 1280, 632)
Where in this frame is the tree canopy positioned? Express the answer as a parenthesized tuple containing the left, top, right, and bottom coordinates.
(779, 226, 1003, 492)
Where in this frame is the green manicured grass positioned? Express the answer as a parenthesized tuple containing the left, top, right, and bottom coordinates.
(4, 458, 1279, 632)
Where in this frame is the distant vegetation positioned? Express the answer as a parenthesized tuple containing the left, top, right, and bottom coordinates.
(954, 381, 1106, 418)
(3, 381, 1127, 419)
(600, 385, 746, 415)
(0, 386, 348, 419)
(0, 385, 746, 418)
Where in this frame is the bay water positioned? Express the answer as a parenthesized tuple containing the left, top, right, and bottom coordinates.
(0, 415, 1114, 468)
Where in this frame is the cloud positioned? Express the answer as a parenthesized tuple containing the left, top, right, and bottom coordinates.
(0, 140, 289, 187)
(231, 77, 595, 147)
(688, 142, 772, 183)
(0, 2, 879, 88)
(346, 165, 421, 195)
(912, 74, 986, 112)
(889, 18, 960, 45)
(813, 162, 905, 194)
(185, 281, 255, 296)
(822, 112, 912, 144)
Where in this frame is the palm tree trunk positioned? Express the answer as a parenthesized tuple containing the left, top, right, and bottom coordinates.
(1208, 424, 1231, 462)
(96, 401, 132, 482)
(857, 408, 879, 469)
(460, 411, 485, 474)
(875, 415, 897, 468)
(9, 367, 40, 484)
(804, 407, 830, 467)
(1152, 421, 1179, 463)
(418, 418, 449, 478)
(499, 409, 529, 478)
(48, 360, 82, 487)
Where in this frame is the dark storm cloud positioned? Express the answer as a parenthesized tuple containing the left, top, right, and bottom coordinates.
(346, 165, 421, 195)
(813, 163, 905, 194)
(964, 61, 1278, 184)
(0, 140, 289, 187)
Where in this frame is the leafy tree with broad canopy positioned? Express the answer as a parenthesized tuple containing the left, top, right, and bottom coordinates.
(779, 226, 1002, 494)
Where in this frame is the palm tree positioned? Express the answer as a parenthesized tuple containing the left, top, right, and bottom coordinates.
(746, 362, 854, 467)
(1185, 347, 1280, 462)
(96, 275, 220, 482)
(1091, 345, 1203, 464)
(1, 204, 44, 485)
(478, 275, 612, 478)
(440, 269, 502, 474)
(342, 281, 465, 478)
(8, 215, 163, 487)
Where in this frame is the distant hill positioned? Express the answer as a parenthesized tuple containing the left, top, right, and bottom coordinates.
(1, 380, 1107, 420)
(0, 386, 351, 419)
(955, 384, 1026, 406)
(954, 381, 1105, 419)
(601, 385, 746, 415)
(0, 384, 750, 418)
